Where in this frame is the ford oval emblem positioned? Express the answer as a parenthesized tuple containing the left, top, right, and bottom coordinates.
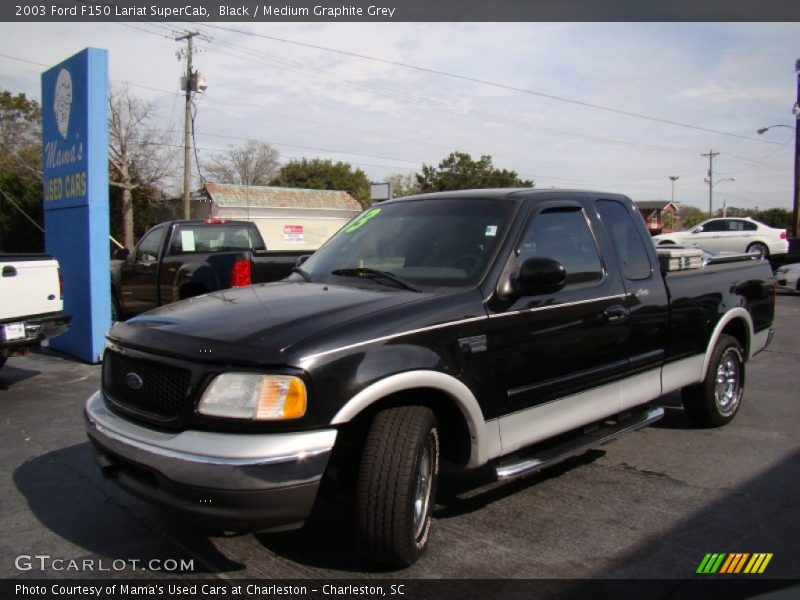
(125, 372, 144, 390)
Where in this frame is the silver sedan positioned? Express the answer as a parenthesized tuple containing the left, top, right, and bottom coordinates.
(775, 262, 800, 294)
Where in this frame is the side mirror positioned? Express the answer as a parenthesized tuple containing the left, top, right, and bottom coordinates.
(514, 257, 566, 296)
(295, 254, 311, 267)
(113, 247, 130, 261)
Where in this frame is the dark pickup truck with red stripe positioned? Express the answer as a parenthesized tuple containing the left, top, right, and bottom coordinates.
(110, 219, 305, 320)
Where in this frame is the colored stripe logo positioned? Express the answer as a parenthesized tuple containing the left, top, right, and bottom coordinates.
(696, 553, 773, 574)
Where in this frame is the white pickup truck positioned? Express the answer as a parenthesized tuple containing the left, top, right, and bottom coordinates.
(0, 254, 71, 369)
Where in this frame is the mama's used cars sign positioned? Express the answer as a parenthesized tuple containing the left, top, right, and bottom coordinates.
(41, 48, 110, 363)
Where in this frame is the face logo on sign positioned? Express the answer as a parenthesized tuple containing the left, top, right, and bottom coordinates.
(54, 68, 73, 140)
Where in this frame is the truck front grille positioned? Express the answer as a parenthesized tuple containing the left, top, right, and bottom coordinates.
(103, 350, 192, 419)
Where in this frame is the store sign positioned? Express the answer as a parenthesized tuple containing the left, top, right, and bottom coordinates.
(41, 48, 110, 363)
(284, 224, 304, 243)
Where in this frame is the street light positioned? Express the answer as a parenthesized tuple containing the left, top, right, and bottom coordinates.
(668, 175, 679, 204)
(703, 177, 734, 217)
(757, 124, 793, 135)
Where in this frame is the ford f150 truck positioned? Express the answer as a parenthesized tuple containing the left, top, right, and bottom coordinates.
(111, 219, 305, 319)
(85, 190, 775, 566)
(1, 254, 71, 369)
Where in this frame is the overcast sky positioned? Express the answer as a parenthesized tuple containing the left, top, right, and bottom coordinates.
(1, 21, 799, 211)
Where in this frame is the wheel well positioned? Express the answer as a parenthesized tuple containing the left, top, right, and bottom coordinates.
(658, 240, 676, 245)
(336, 388, 473, 468)
(179, 282, 207, 300)
(746, 241, 769, 254)
(720, 318, 749, 358)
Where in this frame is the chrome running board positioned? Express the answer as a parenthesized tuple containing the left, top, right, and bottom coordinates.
(494, 406, 664, 481)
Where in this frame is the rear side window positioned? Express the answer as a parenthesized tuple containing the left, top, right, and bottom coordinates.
(168, 224, 265, 254)
(596, 200, 652, 281)
(702, 220, 726, 232)
(518, 208, 603, 286)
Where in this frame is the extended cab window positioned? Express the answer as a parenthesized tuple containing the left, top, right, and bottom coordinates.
(518, 208, 603, 286)
(596, 200, 652, 280)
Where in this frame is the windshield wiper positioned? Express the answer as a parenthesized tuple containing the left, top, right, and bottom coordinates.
(292, 267, 311, 282)
(331, 267, 422, 292)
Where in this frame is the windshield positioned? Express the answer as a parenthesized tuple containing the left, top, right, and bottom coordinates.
(301, 198, 515, 287)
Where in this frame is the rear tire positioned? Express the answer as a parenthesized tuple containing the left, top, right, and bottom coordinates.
(747, 242, 769, 258)
(682, 334, 745, 427)
(0, 355, 6, 370)
(355, 406, 439, 567)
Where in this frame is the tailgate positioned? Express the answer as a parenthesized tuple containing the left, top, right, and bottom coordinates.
(0, 257, 62, 321)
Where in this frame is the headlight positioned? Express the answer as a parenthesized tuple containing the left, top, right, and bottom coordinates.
(197, 373, 307, 420)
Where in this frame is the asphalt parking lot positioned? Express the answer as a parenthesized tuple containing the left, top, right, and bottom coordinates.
(1, 296, 799, 585)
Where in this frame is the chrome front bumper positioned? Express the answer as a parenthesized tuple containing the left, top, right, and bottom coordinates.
(84, 391, 337, 530)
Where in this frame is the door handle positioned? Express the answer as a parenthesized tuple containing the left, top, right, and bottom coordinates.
(604, 305, 630, 323)
(2, 266, 17, 277)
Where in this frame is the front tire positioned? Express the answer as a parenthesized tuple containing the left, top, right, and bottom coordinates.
(355, 406, 439, 567)
(682, 334, 745, 427)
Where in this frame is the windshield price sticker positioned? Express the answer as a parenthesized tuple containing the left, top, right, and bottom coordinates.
(344, 208, 382, 233)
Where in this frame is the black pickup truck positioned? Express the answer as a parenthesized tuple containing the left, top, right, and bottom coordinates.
(86, 190, 775, 566)
(111, 219, 304, 319)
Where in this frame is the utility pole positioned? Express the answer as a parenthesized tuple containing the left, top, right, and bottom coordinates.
(176, 31, 199, 220)
(701, 149, 720, 217)
(792, 58, 800, 241)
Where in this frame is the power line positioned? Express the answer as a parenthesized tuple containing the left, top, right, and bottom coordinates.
(0, 52, 182, 97)
(207, 41, 694, 155)
(200, 23, 782, 147)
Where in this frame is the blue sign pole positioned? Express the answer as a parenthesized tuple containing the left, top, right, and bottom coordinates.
(41, 48, 110, 363)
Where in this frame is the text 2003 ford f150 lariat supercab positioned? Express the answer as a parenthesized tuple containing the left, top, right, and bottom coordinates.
(85, 190, 775, 566)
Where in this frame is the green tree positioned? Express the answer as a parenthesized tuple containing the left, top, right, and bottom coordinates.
(0, 90, 44, 252)
(271, 158, 371, 208)
(755, 208, 792, 229)
(416, 151, 533, 193)
(678, 205, 706, 230)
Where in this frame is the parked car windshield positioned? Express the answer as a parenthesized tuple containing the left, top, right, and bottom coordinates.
(301, 198, 515, 288)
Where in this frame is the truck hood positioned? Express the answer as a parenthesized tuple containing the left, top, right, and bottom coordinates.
(107, 280, 433, 365)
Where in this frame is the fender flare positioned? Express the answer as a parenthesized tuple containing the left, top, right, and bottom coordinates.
(330, 370, 497, 469)
(701, 307, 754, 380)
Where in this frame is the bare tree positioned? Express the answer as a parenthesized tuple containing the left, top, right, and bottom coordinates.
(204, 140, 280, 186)
(385, 172, 421, 198)
(108, 86, 176, 250)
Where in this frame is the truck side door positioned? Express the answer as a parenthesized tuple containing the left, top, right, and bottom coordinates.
(486, 200, 630, 454)
(595, 198, 670, 410)
(119, 224, 166, 316)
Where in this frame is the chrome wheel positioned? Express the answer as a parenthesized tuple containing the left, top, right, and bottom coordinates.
(714, 349, 742, 417)
(413, 436, 434, 540)
(747, 243, 768, 258)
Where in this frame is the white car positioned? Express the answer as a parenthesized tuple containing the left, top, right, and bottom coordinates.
(653, 217, 788, 257)
(775, 262, 800, 294)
